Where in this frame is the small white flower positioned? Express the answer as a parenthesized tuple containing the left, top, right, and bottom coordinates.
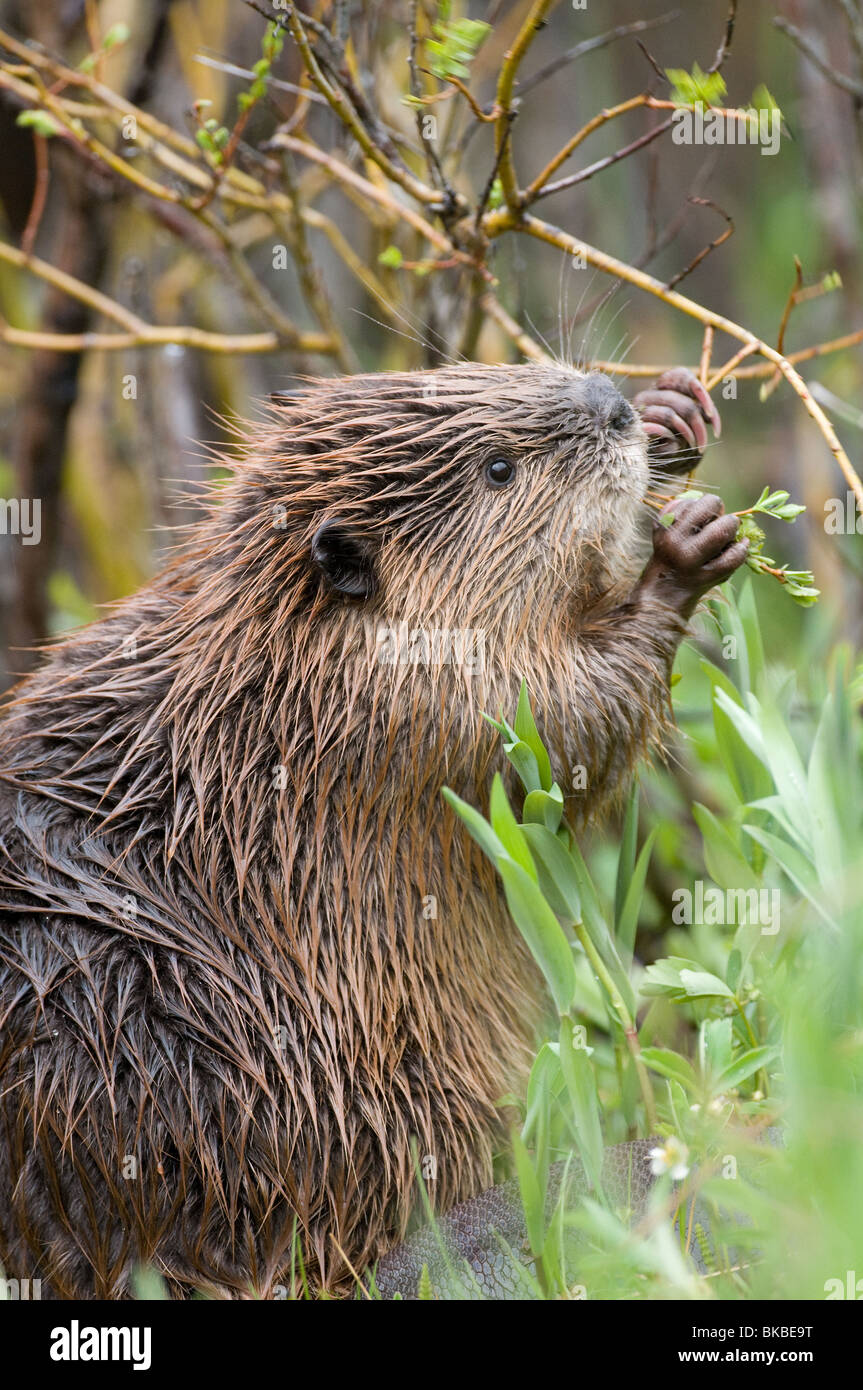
(649, 1135, 690, 1181)
(708, 1094, 728, 1115)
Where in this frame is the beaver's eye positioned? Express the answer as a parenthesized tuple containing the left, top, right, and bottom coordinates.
(485, 457, 515, 489)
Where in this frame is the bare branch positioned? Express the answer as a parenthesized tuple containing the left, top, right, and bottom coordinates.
(482, 207, 863, 513)
(708, 0, 738, 74)
(494, 0, 556, 210)
(533, 115, 674, 201)
(520, 11, 680, 95)
(0, 240, 334, 355)
(774, 15, 863, 98)
(665, 197, 734, 291)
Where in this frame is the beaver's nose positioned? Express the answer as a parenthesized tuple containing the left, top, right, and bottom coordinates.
(578, 373, 635, 433)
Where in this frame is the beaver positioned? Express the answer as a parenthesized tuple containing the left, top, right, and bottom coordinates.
(0, 360, 746, 1298)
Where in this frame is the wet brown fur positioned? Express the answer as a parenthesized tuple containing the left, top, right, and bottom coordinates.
(0, 363, 687, 1297)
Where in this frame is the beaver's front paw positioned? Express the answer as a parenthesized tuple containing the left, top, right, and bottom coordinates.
(633, 368, 721, 472)
(641, 493, 749, 619)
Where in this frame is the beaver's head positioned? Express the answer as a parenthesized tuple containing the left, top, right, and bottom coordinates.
(239, 363, 649, 640)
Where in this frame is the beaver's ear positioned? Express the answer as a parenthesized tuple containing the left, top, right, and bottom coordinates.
(310, 518, 377, 600)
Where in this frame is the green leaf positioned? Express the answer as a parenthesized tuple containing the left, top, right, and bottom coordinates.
(511, 1128, 546, 1257)
(714, 688, 769, 766)
(496, 858, 577, 1015)
(666, 62, 727, 107)
(679, 968, 735, 1000)
(377, 245, 403, 268)
(489, 773, 537, 879)
(501, 738, 542, 794)
(514, 681, 553, 791)
(616, 828, 657, 967)
(614, 782, 639, 931)
(750, 83, 781, 117)
(523, 785, 564, 832)
(640, 1047, 698, 1094)
(742, 824, 834, 927)
(16, 110, 61, 138)
(520, 826, 635, 1018)
(807, 694, 845, 888)
(523, 1042, 563, 1152)
(428, 16, 490, 82)
(641, 956, 733, 1001)
(756, 689, 812, 850)
(520, 822, 582, 922)
(441, 786, 507, 865)
(693, 803, 760, 891)
(699, 656, 743, 705)
(716, 1045, 778, 1093)
(559, 1015, 604, 1194)
(737, 576, 765, 692)
(710, 685, 773, 805)
(699, 1017, 734, 1080)
(103, 22, 130, 49)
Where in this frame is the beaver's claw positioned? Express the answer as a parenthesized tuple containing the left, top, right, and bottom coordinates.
(633, 367, 721, 471)
(642, 493, 749, 618)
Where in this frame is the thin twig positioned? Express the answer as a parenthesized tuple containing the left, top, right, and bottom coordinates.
(524, 94, 650, 202)
(0, 239, 333, 354)
(276, 150, 357, 372)
(494, 0, 555, 210)
(408, 2, 447, 193)
(483, 207, 863, 514)
(281, 2, 441, 208)
(0, 323, 321, 353)
(774, 15, 863, 98)
(664, 197, 733, 291)
(699, 326, 714, 386)
(534, 116, 675, 201)
(761, 256, 804, 401)
(708, 0, 738, 75)
(192, 52, 328, 104)
(520, 12, 680, 95)
(269, 132, 491, 278)
(706, 340, 758, 391)
(20, 131, 50, 257)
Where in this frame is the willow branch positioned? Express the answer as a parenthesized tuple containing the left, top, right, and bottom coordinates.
(590, 329, 863, 382)
(534, 115, 674, 201)
(478, 289, 551, 363)
(269, 133, 491, 276)
(0, 241, 334, 355)
(519, 11, 680, 96)
(494, 0, 556, 209)
(524, 94, 650, 201)
(0, 324, 318, 354)
(524, 96, 764, 204)
(484, 208, 863, 513)
(774, 15, 863, 98)
(282, 2, 441, 207)
(276, 151, 357, 372)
